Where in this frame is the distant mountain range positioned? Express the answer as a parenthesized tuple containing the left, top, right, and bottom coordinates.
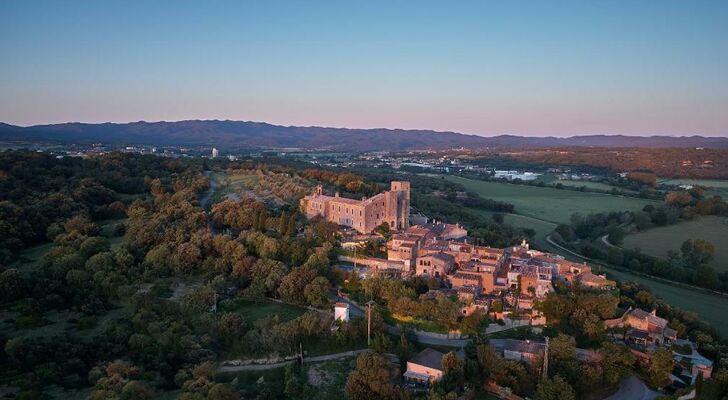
(1, 120, 727, 151)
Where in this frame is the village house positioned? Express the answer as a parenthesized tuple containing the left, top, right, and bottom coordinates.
(334, 302, 350, 322)
(300, 181, 410, 233)
(404, 348, 446, 387)
(490, 339, 545, 366)
(415, 253, 455, 279)
(610, 308, 678, 347)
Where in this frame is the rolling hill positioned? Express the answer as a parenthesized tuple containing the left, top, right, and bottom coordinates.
(1, 120, 727, 151)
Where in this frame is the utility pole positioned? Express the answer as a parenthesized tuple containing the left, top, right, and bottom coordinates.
(542, 336, 549, 381)
(366, 300, 375, 346)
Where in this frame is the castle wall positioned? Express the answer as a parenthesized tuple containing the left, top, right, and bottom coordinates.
(301, 181, 410, 234)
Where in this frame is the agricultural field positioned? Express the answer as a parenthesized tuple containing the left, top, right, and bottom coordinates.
(623, 216, 728, 271)
(658, 178, 728, 197)
(447, 175, 658, 225)
(537, 173, 634, 193)
(221, 298, 306, 323)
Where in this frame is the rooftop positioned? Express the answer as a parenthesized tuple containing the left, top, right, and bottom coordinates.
(409, 348, 445, 370)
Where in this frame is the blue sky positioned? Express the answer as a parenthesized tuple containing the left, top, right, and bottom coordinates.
(1, 0, 727, 136)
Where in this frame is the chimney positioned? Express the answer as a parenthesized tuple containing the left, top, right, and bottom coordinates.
(335, 192, 340, 198)
(651, 309, 657, 316)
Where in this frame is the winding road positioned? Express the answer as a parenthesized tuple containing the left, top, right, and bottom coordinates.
(605, 375, 659, 400)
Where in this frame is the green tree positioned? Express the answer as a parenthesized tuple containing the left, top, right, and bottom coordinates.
(345, 352, 405, 400)
(535, 375, 575, 400)
(599, 342, 636, 386)
(304, 276, 331, 307)
(607, 225, 625, 246)
(645, 348, 673, 388)
(694, 265, 720, 289)
(0, 268, 25, 301)
(681, 239, 715, 267)
(278, 267, 318, 305)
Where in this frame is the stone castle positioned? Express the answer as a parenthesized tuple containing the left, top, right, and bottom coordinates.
(300, 181, 410, 233)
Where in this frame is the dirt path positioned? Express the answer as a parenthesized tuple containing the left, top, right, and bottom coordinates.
(218, 349, 370, 372)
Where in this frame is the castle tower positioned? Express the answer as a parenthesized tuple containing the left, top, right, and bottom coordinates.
(390, 181, 410, 230)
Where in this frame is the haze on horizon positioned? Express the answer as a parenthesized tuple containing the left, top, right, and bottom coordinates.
(1, 1, 727, 138)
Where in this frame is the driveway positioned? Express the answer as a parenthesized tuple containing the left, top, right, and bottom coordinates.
(605, 375, 660, 400)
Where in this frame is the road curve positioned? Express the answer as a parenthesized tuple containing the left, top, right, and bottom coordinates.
(605, 375, 660, 400)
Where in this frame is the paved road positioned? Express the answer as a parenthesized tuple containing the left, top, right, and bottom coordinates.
(605, 375, 660, 400)
(218, 349, 371, 372)
(601, 234, 617, 248)
(200, 171, 217, 209)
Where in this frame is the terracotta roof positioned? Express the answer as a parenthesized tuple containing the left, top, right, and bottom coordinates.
(421, 252, 455, 263)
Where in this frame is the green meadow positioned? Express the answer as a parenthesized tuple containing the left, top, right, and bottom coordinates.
(221, 298, 306, 323)
(623, 216, 728, 271)
(446, 175, 658, 225)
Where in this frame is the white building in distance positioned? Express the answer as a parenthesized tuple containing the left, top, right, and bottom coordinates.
(211, 148, 219, 158)
(334, 302, 350, 322)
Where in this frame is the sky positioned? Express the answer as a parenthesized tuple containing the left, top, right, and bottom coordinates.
(1, 1, 727, 137)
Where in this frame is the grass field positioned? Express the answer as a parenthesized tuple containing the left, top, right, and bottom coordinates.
(658, 178, 728, 197)
(537, 173, 634, 193)
(623, 216, 728, 271)
(222, 298, 306, 323)
(447, 175, 658, 224)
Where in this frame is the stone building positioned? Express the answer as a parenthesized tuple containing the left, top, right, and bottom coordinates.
(300, 181, 410, 233)
(415, 253, 455, 279)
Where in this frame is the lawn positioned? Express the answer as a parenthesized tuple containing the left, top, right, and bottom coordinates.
(446, 175, 657, 225)
(221, 298, 307, 323)
(623, 216, 728, 271)
(389, 313, 449, 333)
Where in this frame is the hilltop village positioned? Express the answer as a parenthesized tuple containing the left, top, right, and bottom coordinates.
(3, 152, 725, 400)
(301, 180, 714, 393)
